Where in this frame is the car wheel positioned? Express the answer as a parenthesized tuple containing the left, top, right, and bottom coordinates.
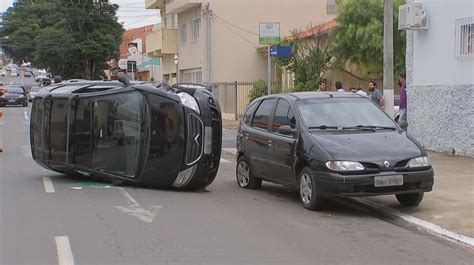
(236, 156, 262, 189)
(299, 167, 324, 211)
(396, 192, 424, 206)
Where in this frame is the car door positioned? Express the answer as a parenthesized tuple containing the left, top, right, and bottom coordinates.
(266, 98, 298, 184)
(244, 98, 276, 178)
(91, 91, 144, 178)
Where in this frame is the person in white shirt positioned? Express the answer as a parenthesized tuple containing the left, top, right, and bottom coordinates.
(335, 81, 345, 92)
(356, 87, 368, 97)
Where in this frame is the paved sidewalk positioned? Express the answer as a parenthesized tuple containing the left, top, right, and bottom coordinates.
(222, 118, 474, 241)
(366, 151, 474, 238)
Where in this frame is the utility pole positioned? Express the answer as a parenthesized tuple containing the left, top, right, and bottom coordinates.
(205, 3, 212, 85)
(383, 0, 395, 118)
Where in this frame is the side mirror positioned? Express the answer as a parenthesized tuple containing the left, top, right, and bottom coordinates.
(278, 125, 297, 136)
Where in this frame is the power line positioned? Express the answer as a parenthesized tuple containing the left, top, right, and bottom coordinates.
(213, 13, 259, 37)
(218, 20, 259, 47)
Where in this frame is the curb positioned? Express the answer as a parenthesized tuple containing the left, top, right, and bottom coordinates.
(349, 197, 474, 248)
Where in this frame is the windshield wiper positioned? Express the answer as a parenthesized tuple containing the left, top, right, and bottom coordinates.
(342, 125, 397, 131)
(308, 125, 339, 130)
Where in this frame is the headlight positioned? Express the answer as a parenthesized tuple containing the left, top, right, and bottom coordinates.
(326, 161, 364, 171)
(177, 92, 200, 114)
(407, 156, 430, 168)
(19, 95, 25, 98)
(173, 165, 197, 188)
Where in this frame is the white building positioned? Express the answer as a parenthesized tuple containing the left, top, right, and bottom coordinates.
(405, 0, 473, 157)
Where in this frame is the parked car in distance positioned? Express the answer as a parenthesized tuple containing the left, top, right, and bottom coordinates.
(35, 70, 49, 82)
(0, 85, 28, 107)
(236, 92, 434, 210)
(0, 70, 6, 77)
(24, 71, 33, 78)
(30, 77, 222, 190)
(10, 71, 19, 77)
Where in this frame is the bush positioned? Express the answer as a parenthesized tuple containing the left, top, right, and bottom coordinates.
(249, 79, 268, 102)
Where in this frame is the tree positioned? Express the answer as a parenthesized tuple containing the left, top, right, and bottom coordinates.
(273, 25, 332, 92)
(1, 0, 124, 79)
(331, 0, 406, 76)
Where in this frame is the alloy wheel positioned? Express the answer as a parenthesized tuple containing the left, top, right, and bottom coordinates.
(237, 161, 250, 187)
(300, 173, 312, 205)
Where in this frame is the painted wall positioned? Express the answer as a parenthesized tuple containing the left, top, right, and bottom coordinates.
(411, 0, 474, 86)
(406, 0, 474, 157)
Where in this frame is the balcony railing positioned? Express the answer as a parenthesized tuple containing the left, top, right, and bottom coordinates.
(146, 28, 178, 56)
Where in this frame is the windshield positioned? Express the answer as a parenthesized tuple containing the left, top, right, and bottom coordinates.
(298, 98, 395, 130)
(6, 86, 24, 94)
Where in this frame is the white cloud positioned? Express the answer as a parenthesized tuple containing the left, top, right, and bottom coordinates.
(0, 0, 14, 12)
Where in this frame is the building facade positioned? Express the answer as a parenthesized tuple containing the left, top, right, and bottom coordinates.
(146, 0, 337, 84)
(406, 0, 473, 157)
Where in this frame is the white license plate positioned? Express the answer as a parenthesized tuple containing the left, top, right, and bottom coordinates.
(8, 99, 16, 102)
(374, 175, 403, 187)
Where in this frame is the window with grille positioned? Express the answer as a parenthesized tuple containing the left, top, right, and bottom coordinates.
(327, 0, 336, 15)
(179, 23, 187, 46)
(456, 17, 474, 57)
(191, 18, 200, 41)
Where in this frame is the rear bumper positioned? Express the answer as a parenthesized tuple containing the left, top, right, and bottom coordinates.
(314, 168, 434, 197)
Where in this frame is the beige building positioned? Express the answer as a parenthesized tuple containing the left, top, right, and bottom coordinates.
(145, 0, 337, 84)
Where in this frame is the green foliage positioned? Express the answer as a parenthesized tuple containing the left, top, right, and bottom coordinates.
(1, 0, 124, 79)
(249, 79, 268, 102)
(331, 0, 406, 76)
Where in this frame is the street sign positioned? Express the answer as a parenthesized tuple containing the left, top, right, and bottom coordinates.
(118, 59, 128, 70)
(270, 45, 292, 57)
(127, 60, 137, 73)
(259, 22, 280, 44)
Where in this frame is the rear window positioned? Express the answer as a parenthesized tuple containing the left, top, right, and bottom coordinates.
(252, 98, 275, 130)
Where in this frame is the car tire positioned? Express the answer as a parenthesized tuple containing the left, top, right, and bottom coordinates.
(299, 167, 324, 211)
(396, 192, 424, 206)
(236, 156, 262, 189)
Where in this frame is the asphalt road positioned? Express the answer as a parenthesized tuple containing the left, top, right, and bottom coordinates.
(0, 79, 473, 264)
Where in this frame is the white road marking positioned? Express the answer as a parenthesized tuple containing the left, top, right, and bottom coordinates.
(55, 236, 75, 265)
(114, 188, 161, 223)
(22, 145, 32, 158)
(24, 110, 29, 120)
(222, 148, 237, 156)
(353, 198, 474, 248)
(42, 177, 55, 193)
(220, 158, 230, 163)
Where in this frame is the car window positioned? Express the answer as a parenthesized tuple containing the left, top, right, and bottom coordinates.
(91, 91, 144, 177)
(49, 99, 68, 162)
(242, 101, 258, 125)
(272, 99, 292, 132)
(298, 98, 395, 129)
(251, 98, 275, 130)
(31, 99, 44, 159)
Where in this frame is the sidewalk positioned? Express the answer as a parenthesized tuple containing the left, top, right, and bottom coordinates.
(222, 118, 239, 129)
(365, 151, 474, 239)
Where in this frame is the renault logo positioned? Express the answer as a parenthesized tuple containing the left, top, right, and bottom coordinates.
(384, 161, 390, 167)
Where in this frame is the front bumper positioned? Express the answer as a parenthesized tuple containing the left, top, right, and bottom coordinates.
(314, 168, 434, 197)
(0, 98, 26, 106)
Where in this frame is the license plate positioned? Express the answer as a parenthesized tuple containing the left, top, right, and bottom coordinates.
(374, 175, 403, 187)
(8, 99, 16, 102)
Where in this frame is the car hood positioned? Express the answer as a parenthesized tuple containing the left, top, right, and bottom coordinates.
(311, 130, 422, 162)
(4, 93, 23, 98)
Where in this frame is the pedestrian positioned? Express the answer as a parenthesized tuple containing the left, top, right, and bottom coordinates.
(335, 81, 344, 92)
(53, 75, 62, 84)
(356, 86, 368, 97)
(350, 87, 357, 93)
(368, 81, 384, 107)
(316, 79, 327, 92)
(398, 73, 407, 124)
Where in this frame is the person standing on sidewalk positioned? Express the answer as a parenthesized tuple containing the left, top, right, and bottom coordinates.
(398, 73, 407, 124)
(369, 81, 384, 107)
(335, 81, 345, 92)
(316, 79, 327, 92)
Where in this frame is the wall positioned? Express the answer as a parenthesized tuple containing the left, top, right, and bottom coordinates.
(119, 25, 155, 59)
(209, 0, 335, 83)
(407, 0, 474, 157)
(177, 7, 204, 72)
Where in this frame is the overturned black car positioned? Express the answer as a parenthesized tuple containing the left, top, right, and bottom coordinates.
(30, 77, 222, 190)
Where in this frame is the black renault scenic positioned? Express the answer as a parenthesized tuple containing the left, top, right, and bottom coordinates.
(236, 92, 434, 210)
(30, 76, 222, 190)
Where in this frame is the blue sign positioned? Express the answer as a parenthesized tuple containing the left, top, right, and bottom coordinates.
(270, 45, 292, 57)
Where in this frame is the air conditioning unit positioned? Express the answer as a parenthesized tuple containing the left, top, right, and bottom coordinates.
(398, 3, 428, 30)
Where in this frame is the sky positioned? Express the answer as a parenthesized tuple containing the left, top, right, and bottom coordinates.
(0, 0, 161, 29)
